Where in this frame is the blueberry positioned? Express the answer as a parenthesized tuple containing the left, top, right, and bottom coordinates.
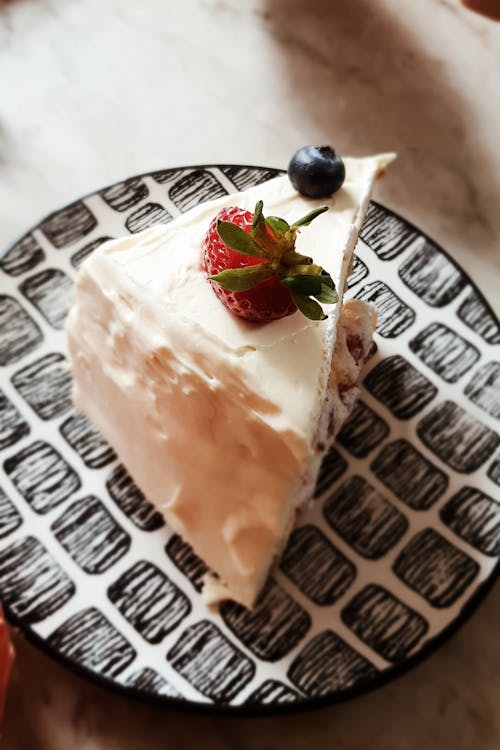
(288, 146, 346, 198)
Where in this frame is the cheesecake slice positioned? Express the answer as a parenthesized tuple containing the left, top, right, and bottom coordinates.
(66, 155, 393, 607)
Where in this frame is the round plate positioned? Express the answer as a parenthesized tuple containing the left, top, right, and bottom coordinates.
(0, 165, 498, 716)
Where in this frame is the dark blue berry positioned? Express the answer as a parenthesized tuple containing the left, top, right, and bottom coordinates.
(288, 146, 346, 198)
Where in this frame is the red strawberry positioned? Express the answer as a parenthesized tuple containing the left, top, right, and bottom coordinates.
(203, 207, 296, 321)
(202, 201, 338, 323)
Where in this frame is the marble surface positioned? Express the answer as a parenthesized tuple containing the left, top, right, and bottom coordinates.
(0, 0, 499, 747)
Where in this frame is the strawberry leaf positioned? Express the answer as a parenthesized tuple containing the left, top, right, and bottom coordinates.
(315, 283, 339, 304)
(209, 264, 272, 292)
(251, 200, 264, 231)
(287, 262, 324, 276)
(251, 201, 275, 250)
(282, 250, 313, 267)
(291, 292, 327, 321)
(282, 274, 338, 305)
(217, 221, 264, 258)
(290, 205, 328, 228)
(281, 274, 324, 296)
(319, 274, 336, 290)
(266, 215, 290, 238)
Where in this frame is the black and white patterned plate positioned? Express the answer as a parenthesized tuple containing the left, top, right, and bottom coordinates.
(0, 165, 498, 715)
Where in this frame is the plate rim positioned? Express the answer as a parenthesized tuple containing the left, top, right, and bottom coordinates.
(1, 163, 499, 717)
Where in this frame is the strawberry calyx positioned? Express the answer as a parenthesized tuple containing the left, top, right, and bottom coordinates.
(208, 201, 338, 321)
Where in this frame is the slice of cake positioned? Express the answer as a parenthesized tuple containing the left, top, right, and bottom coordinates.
(66, 153, 393, 607)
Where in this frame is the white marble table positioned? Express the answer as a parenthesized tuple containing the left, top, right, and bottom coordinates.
(1, 0, 499, 747)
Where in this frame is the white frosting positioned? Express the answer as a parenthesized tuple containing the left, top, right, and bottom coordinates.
(66, 154, 394, 607)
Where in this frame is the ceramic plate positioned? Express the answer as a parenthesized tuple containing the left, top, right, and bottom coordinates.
(0, 165, 498, 715)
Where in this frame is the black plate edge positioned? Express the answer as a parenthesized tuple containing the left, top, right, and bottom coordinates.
(3, 559, 498, 718)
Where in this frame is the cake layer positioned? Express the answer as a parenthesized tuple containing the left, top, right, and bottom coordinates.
(66, 156, 393, 606)
(202, 297, 378, 605)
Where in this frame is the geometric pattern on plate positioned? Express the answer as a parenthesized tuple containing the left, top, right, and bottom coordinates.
(0, 164, 498, 714)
